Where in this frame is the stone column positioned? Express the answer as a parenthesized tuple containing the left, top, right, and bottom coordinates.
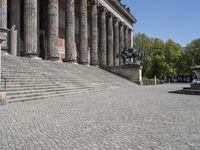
(10, 0, 21, 55)
(124, 26, 129, 48)
(107, 12, 114, 67)
(119, 22, 125, 66)
(0, 0, 7, 28)
(10, 26, 17, 56)
(113, 18, 119, 66)
(24, 0, 38, 57)
(90, 0, 98, 66)
(99, 6, 107, 66)
(79, 0, 88, 64)
(0, 0, 8, 50)
(128, 29, 132, 48)
(47, 0, 59, 60)
(65, 0, 75, 62)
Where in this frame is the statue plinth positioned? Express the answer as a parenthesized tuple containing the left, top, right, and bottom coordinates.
(175, 66, 200, 95)
(101, 64, 143, 85)
(0, 27, 9, 105)
(0, 28, 9, 42)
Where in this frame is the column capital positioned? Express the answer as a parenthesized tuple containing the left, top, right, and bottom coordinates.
(124, 25, 128, 30)
(106, 12, 114, 18)
(128, 28, 132, 32)
(90, 0, 99, 5)
(119, 22, 125, 27)
(113, 17, 120, 23)
(98, 6, 107, 13)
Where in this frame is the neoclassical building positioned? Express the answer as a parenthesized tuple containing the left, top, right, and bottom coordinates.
(0, 0, 136, 66)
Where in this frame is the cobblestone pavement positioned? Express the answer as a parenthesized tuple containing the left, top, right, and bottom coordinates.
(0, 84, 200, 150)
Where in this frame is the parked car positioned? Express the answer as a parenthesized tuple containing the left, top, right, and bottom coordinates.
(192, 79, 200, 85)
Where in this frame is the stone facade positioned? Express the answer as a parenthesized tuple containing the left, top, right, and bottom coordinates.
(1, 0, 136, 66)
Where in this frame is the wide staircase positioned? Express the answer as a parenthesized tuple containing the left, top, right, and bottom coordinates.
(1, 54, 136, 103)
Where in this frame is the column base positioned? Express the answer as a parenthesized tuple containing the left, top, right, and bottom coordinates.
(48, 56, 59, 61)
(79, 62, 88, 65)
(90, 63, 99, 67)
(63, 59, 76, 63)
(21, 52, 41, 59)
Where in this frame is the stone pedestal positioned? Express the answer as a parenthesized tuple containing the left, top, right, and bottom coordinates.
(0, 27, 9, 105)
(0, 89, 6, 105)
(102, 64, 142, 84)
(176, 66, 200, 95)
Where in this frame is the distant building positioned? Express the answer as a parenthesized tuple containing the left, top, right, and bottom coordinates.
(0, 0, 136, 66)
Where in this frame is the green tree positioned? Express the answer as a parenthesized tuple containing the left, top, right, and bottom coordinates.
(150, 38, 167, 78)
(164, 39, 182, 76)
(178, 38, 200, 76)
(133, 33, 153, 77)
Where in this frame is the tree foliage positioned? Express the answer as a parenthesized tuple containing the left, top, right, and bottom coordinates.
(133, 33, 200, 79)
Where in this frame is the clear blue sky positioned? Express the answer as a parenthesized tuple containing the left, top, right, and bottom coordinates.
(122, 0, 200, 46)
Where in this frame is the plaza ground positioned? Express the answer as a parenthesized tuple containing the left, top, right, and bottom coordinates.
(0, 84, 200, 150)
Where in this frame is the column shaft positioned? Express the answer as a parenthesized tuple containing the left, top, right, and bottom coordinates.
(10, 0, 21, 55)
(0, 0, 7, 28)
(128, 29, 132, 48)
(24, 0, 38, 56)
(65, 0, 75, 62)
(79, 0, 88, 64)
(107, 13, 114, 66)
(119, 22, 124, 65)
(90, 0, 98, 65)
(114, 18, 119, 66)
(0, 0, 7, 50)
(124, 26, 129, 48)
(48, 0, 59, 60)
(99, 7, 107, 66)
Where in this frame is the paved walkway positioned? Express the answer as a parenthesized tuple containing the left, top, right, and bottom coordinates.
(0, 84, 200, 150)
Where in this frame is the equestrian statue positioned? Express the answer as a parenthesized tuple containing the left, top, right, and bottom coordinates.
(116, 48, 140, 65)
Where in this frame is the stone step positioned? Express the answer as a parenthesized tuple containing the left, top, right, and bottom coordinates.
(6, 85, 107, 95)
(7, 86, 106, 101)
(8, 88, 108, 103)
(5, 85, 65, 91)
(3, 82, 101, 88)
(2, 54, 136, 103)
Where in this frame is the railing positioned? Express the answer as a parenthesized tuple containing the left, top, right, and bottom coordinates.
(1, 76, 7, 89)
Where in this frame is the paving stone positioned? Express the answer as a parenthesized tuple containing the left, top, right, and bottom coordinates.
(0, 84, 200, 149)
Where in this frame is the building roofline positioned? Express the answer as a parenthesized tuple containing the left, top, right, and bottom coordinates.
(112, 0, 137, 23)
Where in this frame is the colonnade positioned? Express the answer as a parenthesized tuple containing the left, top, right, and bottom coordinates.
(0, 0, 133, 66)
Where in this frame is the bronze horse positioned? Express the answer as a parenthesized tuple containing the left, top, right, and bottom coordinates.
(116, 48, 139, 64)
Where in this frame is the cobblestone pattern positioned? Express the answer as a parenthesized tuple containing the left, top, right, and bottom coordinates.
(0, 84, 200, 150)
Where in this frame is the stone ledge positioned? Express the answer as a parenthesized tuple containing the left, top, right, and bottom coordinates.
(101, 64, 142, 84)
